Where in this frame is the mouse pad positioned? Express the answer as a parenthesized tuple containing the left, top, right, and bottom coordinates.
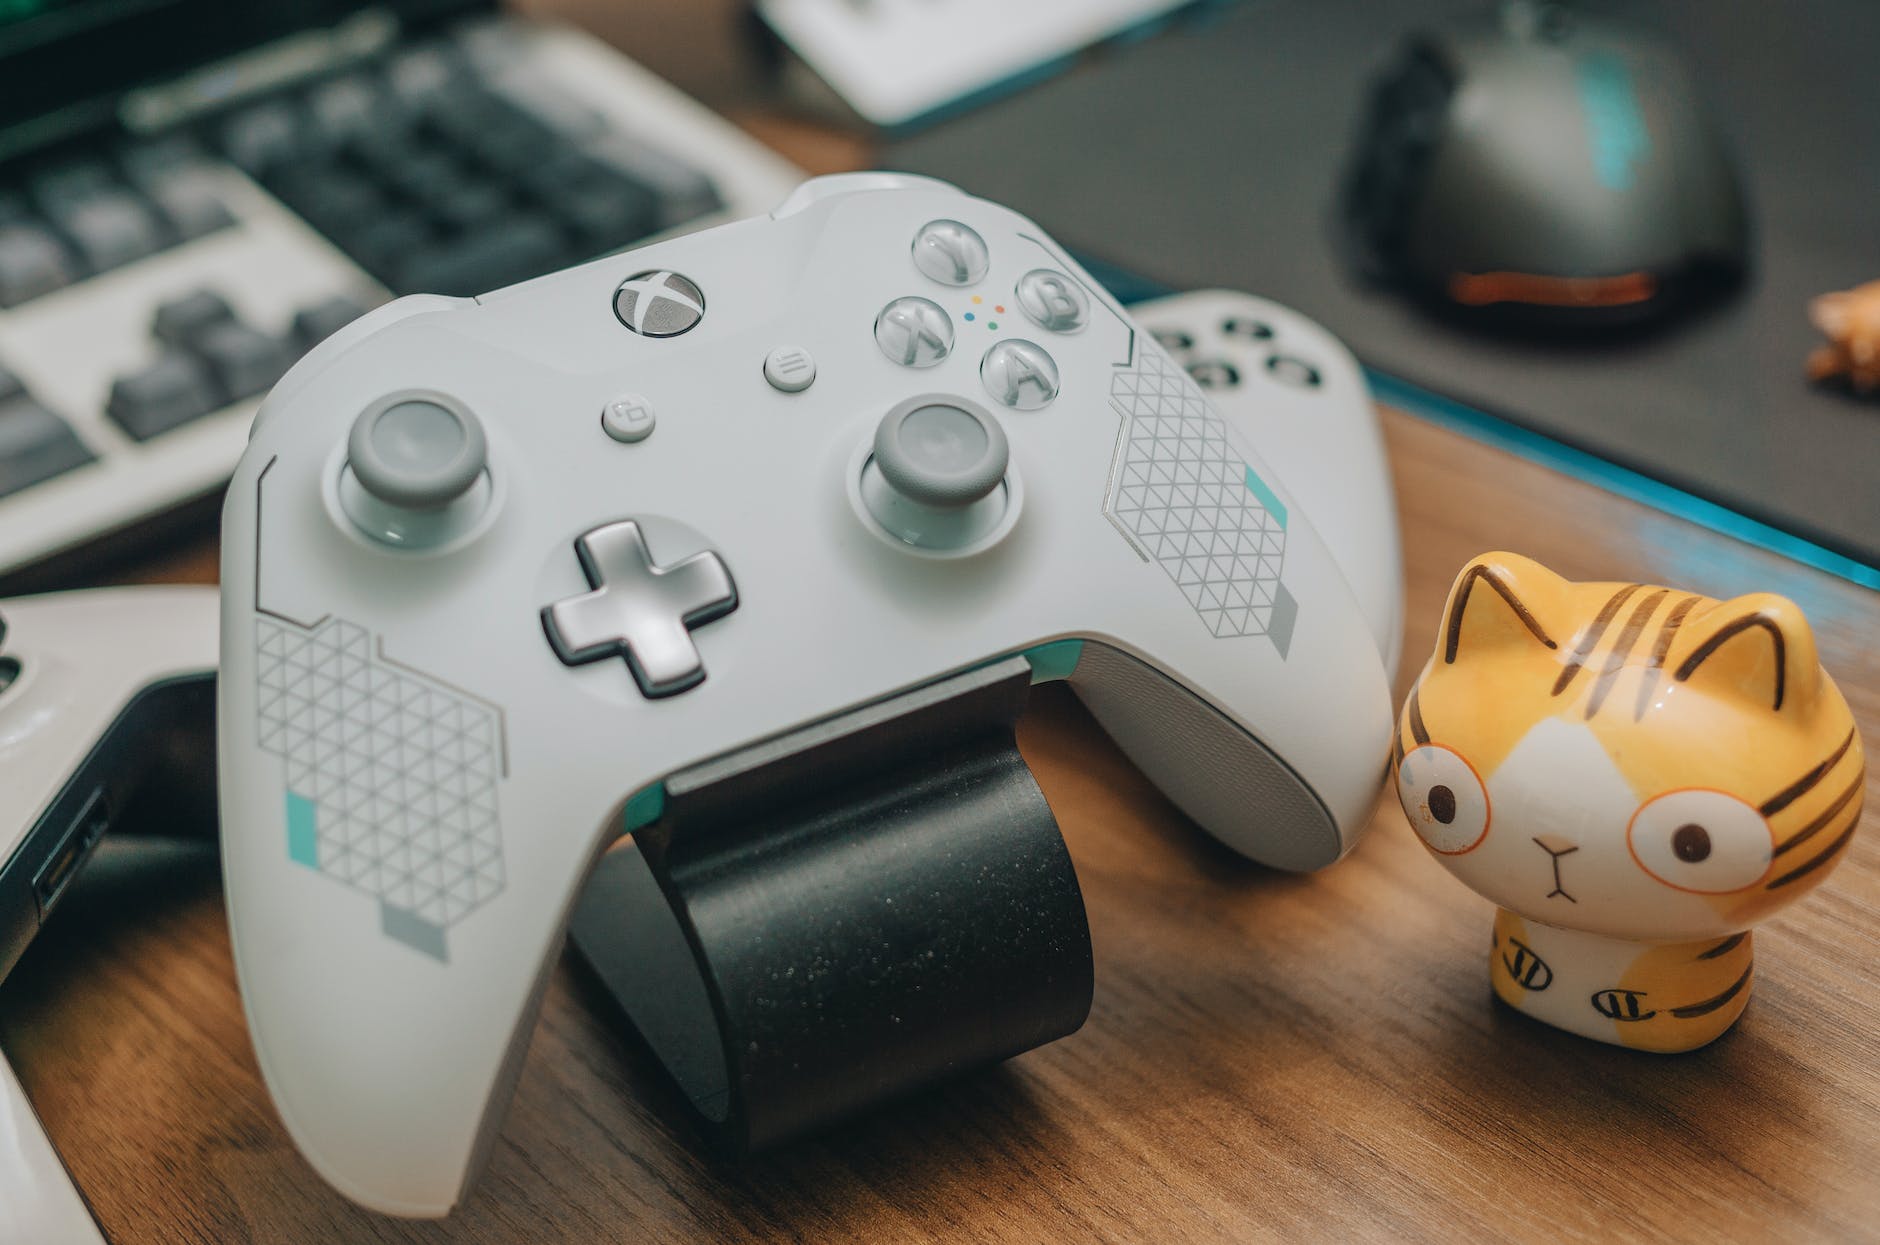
(886, 0, 1880, 570)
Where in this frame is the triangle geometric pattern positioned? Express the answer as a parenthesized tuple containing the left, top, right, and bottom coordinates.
(256, 616, 504, 959)
(1104, 348, 1293, 645)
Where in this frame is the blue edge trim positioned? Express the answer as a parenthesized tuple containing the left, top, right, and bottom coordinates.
(1364, 369, 1880, 593)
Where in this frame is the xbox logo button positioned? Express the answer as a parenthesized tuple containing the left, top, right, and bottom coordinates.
(613, 270, 706, 338)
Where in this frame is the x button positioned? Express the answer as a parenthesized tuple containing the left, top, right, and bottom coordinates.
(541, 520, 738, 698)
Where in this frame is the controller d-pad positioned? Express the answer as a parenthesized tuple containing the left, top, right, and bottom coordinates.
(541, 520, 737, 698)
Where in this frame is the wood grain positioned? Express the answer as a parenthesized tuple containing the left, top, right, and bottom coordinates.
(4, 408, 1874, 1244)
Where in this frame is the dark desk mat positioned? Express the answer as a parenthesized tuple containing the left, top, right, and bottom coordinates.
(887, 0, 1880, 570)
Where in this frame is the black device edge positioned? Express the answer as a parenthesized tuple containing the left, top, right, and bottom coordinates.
(0, 670, 217, 983)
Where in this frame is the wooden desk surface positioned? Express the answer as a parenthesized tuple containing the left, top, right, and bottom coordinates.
(3, 36, 1877, 1245)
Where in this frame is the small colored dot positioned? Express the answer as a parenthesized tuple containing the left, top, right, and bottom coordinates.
(964, 312, 975, 321)
(987, 321, 999, 330)
(971, 295, 983, 304)
(994, 305, 1005, 314)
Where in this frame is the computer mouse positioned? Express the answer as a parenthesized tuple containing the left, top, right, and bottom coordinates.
(1341, 2, 1748, 327)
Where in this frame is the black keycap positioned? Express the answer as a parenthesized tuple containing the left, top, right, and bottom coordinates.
(153, 288, 236, 349)
(105, 353, 222, 441)
(269, 168, 383, 236)
(377, 151, 463, 205)
(27, 161, 116, 213)
(553, 175, 661, 251)
(123, 140, 236, 242)
(220, 102, 305, 176)
(292, 294, 369, 350)
(194, 321, 293, 401)
(590, 136, 722, 228)
(46, 188, 167, 273)
(0, 224, 74, 307)
(391, 214, 564, 297)
(347, 211, 432, 276)
(384, 44, 465, 111)
(422, 180, 511, 234)
(0, 398, 94, 498)
(143, 169, 237, 241)
(306, 73, 397, 145)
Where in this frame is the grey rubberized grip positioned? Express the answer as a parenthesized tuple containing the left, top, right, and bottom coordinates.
(347, 396, 487, 510)
(871, 395, 1008, 508)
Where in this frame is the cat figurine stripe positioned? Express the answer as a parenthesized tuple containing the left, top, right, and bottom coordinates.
(1395, 552, 1865, 1052)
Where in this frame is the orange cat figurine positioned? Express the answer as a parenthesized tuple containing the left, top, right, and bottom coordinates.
(1394, 552, 1865, 1052)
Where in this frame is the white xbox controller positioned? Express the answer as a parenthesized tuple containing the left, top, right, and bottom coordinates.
(1, 586, 219, 980)
(1130, 290, 1405, 681)
(218, 173, 1395, 1216)
(0, 585, 219, 1245)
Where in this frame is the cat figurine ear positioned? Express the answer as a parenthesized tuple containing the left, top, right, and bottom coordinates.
(1437, 552, 1571, 665)
(1667, 592, 1823, 716)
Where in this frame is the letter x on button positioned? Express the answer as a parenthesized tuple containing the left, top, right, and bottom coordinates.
(541, 520, 738, 698)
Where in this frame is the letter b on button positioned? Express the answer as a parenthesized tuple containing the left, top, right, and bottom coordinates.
(1015, 269, 1089, 333)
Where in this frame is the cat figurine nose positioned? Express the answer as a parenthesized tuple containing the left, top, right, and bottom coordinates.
(1533, 834, 1579, 856)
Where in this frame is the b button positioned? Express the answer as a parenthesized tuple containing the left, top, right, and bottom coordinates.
(1014, 269, 1089, 333)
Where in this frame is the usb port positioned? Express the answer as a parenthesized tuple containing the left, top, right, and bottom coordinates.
(33, 788, 109, 918)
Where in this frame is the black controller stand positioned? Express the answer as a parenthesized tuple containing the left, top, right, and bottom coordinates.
(568, 656, 1093, 1151)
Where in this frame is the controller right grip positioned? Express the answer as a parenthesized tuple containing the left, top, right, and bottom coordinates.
(1067, 643, 1351, 872)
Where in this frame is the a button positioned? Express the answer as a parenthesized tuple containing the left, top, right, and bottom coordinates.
(1153, 328, 1194, 354)
(1264, 354, 1322, 388)
(104, 353, 222, 441)
(979, 340, 1060, 410)
(873, 398, 1009, 507)
(1188, 360, 1241, 390)
(613, 269, 705, 337)
(541, 519, 737, 698)
(763, 346, 816, 393)
(0, 398, 94, 499)
(152, 288, 236, 349)
(1223, 317, 1275, 342)
(874, 296, 953, 368)
(1014, 269, 1089, 333)
(347, 396, 487, 510)
(911, 219, 989, 286)
(602, 394, 656, 443)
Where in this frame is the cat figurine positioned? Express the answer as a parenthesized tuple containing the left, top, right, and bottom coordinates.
(1393, 552, 1866, 1052)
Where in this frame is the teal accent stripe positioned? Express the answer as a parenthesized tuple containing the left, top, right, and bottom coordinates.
(1022, 638, 1084, 683)
(1243, 466, 1288, 529)
(1577, 53, 1650, 191)
(623, 783, 667, 834)
(1366, 369, 1880, 592)
(285, 792, 318, 868)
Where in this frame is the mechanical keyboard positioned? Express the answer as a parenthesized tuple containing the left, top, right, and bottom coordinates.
(0, 14, 801, 582)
